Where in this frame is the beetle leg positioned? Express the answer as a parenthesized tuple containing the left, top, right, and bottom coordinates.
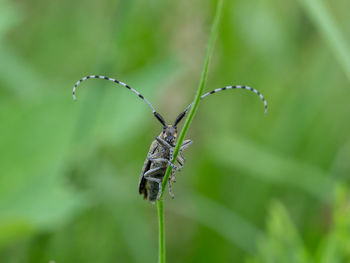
(148, 150, 166, 159)
(171, 169, 176, 183)
(155, 136, 173, 150)
(168, 176, 175, 199)
(155, 137, 174, 161)
(143, 167, 163, 177)
(176, 155, 185, 167)
(179, 139, 192, 162)
(172, 139, 191, 171)
(155, 137, 191, 166)
(181, 139, 192, 151)
(179, 151, 186, 164)
(147, 157, 180, 171)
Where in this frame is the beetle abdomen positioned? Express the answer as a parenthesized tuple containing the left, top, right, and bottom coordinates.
(147, 171, 165, 202)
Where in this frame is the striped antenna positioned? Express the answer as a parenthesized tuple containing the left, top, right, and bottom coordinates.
(173, 85, 268, 126)
(72, 75, 166, 127)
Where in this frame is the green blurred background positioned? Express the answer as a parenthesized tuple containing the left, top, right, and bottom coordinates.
(1, 0, 350, 262)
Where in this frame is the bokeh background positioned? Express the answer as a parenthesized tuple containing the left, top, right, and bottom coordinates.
(1, 0, 350, 262)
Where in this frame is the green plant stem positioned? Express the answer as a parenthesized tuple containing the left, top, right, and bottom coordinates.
(156, 0, 224, 262)
(160, 0, 224, 200)
(157, 199, 165, 263)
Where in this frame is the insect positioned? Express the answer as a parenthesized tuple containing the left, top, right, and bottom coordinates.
(73, 75, 267, 202)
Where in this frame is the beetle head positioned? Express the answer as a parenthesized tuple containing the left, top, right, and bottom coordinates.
(154, 110, 187, 146)
(161, 125, 177, 146)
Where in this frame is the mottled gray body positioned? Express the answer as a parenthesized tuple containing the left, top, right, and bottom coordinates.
(139, 128, 192, 202)
(139, 140, 167, 201)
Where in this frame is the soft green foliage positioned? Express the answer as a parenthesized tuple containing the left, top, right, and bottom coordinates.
(298, 0, 350, 82)
(249, 202, 310, 263)
(315, 185, 350, 263)
(0, 0, 350, 262)
(248, 185, 350, 263)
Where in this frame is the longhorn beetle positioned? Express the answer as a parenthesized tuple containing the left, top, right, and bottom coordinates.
(73, 75, 267, 202)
